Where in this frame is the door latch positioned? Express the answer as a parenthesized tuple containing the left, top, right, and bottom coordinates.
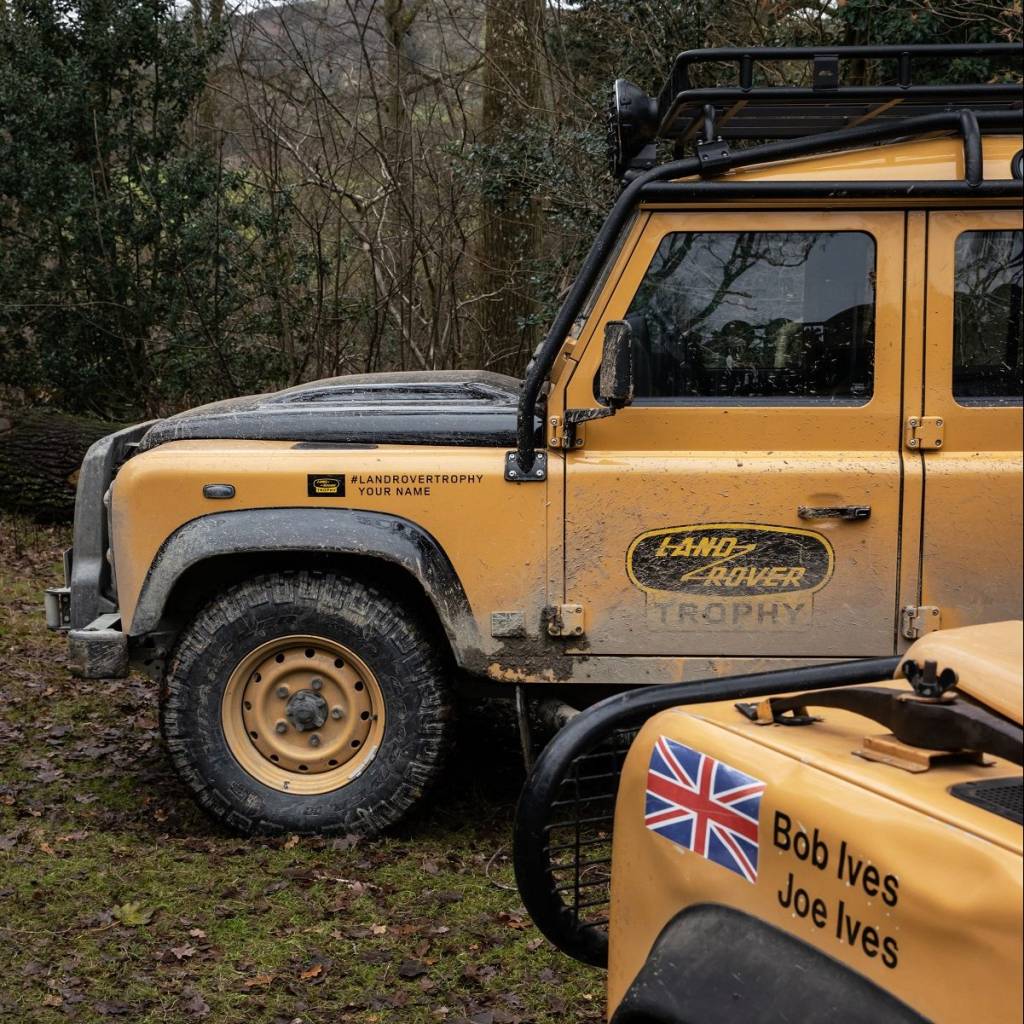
(905, 416, 944, 450)
(901, 605, 941, 640)
(798, 505, 871, 521)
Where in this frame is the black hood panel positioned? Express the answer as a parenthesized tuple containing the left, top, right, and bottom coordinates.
(139, 371, 530, 450)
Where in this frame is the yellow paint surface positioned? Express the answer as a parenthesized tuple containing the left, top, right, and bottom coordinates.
(608, 656, 1023, 1021)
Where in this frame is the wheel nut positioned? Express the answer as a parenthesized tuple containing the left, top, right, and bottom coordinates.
(310, 677, 323, 691)
(331, 706, 343, 720)
(275, 721, 288, 734)
(276, 686, 289, 699)
(309, 735, 321, 748)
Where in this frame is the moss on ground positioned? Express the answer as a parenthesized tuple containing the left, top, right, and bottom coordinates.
(0, 518, 602, 1023)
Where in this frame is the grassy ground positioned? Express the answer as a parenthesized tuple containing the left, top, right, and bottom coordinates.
(0, 518, 602, 1024)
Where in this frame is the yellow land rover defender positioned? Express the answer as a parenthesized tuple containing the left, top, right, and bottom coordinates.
(513, 621, 1023, 1022)
(45, 45, 1024, 835)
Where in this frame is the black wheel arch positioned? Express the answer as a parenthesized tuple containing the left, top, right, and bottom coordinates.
(128, 508, 480, 670)
(611, 903, 927, 1024)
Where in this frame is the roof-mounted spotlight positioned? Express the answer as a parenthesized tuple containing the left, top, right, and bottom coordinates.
(606, 79, 659, 181)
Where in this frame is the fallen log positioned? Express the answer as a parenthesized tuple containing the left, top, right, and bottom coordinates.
(0, 407, 123, 523)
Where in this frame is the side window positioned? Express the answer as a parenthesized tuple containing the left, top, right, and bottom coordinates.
(622, 231, 876, 404)
(953, 230, 1023, 406)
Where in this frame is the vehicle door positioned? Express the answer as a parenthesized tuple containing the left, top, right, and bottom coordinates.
(914, 211, 1023, 633)
(559, 210, 907, 660)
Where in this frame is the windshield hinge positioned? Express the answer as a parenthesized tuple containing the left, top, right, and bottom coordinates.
(901, 605, 941, 640)
(904, 416, 944, 451)
(547, 415, 570, 450)
(552, 407, 615, 450)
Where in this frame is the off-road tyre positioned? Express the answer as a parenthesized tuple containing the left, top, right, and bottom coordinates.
(161, 571, 452, 836)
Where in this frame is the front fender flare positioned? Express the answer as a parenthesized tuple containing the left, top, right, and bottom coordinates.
(611, 904, 926, 1024)
(129, 507, 479, 665)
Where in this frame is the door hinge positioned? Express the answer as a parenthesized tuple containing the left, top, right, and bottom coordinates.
(546, 603, 585, 638)
(901, 605, 941, 640)
(904, 416, 944, 451)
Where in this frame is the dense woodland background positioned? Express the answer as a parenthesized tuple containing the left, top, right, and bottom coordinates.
(0, 0, 1021, 429)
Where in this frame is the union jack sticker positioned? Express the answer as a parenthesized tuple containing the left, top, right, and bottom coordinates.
(645, 736, 766, 883)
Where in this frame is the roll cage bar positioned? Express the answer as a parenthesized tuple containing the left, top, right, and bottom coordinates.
(508, 43, 1024, 478)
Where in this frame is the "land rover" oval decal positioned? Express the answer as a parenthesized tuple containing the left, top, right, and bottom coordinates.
(307, 474, 346, 497)
(627, 523, 834, 598)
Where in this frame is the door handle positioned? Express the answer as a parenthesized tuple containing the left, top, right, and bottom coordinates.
(798, 505, 871, 521)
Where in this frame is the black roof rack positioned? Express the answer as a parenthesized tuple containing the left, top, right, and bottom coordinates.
(610, 43, 1023, 178)
(660, 44, 1023, 141)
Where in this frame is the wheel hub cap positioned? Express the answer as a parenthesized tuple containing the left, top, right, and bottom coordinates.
(286, 689, 328, 731)
(221, 635, 385, 795)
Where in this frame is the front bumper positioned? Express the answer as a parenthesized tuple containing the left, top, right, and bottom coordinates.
(44, 577, 129, 678)
(66, 613, 129, 678)
(44, 585, 129, 677)
(42, 420, 154, 677)
(48, 420, 154, 631)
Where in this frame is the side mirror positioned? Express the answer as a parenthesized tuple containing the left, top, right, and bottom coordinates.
(598, 320, 634, 409)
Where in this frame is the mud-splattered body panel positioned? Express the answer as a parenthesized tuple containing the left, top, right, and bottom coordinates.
(111, 441, 548, 664)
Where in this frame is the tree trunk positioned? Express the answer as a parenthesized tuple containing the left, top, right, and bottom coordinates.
(382, 0, 420, 369)
(479, 0, 545, 375)
(0, 408, 122, 523)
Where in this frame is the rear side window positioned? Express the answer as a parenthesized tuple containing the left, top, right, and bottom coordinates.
(953, 230, 1023, 406)
(623, 231, 876, 404)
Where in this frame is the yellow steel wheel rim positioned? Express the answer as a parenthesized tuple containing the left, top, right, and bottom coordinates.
(221, 635, 385, 796)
